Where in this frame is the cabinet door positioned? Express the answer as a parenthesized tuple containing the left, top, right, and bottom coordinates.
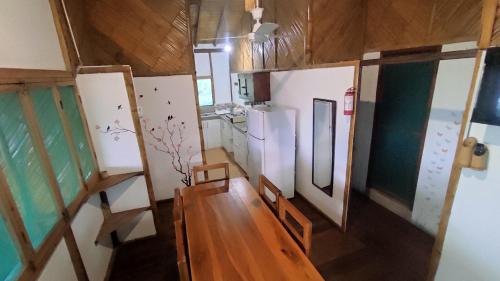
(207, 119, 221, 149)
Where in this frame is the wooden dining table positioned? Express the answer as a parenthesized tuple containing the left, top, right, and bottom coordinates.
(181, 177, 324, 281)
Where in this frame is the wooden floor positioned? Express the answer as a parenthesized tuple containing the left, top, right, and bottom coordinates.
(108, 191, 434, 281)
(204, 147, 247, 179)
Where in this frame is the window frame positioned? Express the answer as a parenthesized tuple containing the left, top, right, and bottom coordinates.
(0, 79, 98, 279)
(196, 76, 216, 107)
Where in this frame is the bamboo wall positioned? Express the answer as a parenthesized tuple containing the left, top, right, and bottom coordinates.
(230, 0, 481, 73)
(65, 0, 482, 75)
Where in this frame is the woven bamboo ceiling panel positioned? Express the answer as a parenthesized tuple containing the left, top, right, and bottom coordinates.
(274, 0, 307, 69)
(428, 0, 481, 44)
(364, 0, 435, 51)
(66, 0, 192, 76)
(65, 0, 481, 74)
(311, 0, 365, 64)
(365, 0, 480, 52)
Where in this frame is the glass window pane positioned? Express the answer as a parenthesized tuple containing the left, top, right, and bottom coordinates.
(197, 78, 213, 106)
(30, 88, 81, 206)
(58, 86, 95, 181)
(0, 93, 59, 248)
(0, 215, 22, 281)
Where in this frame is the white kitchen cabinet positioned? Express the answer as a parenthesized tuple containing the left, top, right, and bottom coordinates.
(202, 119, 221, 149)
(232, 127, 248, 172)
(220, 119, 233, 153)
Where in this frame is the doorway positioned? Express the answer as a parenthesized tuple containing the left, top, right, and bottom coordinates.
(367, 61, 437, 207)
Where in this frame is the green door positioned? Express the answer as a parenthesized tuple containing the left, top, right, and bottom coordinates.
(368, 61, 435, 206)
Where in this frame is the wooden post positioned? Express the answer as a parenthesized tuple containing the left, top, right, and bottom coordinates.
(51, 84, 88, 190)
(19, 86, 67, 218)
(478, 0, 498, 49)
(0, 167, 36, 269)
(185, 0, 208, 166)
(121, 70, 161, 234)
(48, 0, 80, 73)
(341, 60, 361, 232)
(64, 227, 90, 281)
(426, 50, 484, 281)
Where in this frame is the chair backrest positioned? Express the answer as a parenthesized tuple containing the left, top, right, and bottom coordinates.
(174, 219, 190, 281)
(173, 188, 183, 223)
(278, 196, 312, 256)
(192, 163, 230, 184)
(259, 175, 282, 213)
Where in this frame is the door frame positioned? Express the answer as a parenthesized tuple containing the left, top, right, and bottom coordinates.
(366, 56, 440, 207)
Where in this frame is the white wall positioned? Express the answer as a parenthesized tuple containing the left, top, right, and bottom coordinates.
(76, 72, 156, 241)
(435, 51, 500, 281)
(194, 53, 211, 77)
(0, 0, 66, 70)
(230, 73, 247, 106)
(37, 240, 78, 281)
(134, 76, 202, 200)
(71, 195, 113, 281)
(77, 73, 143, 175)
(412, 58, 475, 235)
(211, 52, 232, 104)
(270, 67, 355, 225)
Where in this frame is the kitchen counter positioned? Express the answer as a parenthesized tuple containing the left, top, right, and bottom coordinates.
(200, 112, 220, 121)
(201, 112, 247, 134)
(232, 122, 247, 134)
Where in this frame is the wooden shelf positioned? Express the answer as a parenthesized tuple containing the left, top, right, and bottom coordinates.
(95, 207, 149, 244)
(89, 171, 144, 195)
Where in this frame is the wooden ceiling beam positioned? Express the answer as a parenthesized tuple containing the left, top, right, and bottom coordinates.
(478, 0, 498, 49)
(213, 2, 227, 46)
(190, 0, 201, 46)
(245, 0, 256, 11)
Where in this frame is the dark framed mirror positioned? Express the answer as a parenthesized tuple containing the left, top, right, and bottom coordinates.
(312, 98, 336, 197)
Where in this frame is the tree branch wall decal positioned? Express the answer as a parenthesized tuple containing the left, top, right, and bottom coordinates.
(95, 99, 196, 187)
(142, 115, 194, 186)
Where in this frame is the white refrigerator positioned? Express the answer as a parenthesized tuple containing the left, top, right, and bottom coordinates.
(247, 107, 296, 198)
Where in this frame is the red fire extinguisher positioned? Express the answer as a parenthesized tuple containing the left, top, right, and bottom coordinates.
(344, 87, 355, 116)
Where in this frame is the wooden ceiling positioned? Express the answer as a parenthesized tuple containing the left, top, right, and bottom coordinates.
(65, 0, 193, 77)
(194, 0, 250, 44)
(64, 0, 482, 75)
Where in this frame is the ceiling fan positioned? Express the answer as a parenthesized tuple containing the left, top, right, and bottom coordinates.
(199, 0, 279, 44)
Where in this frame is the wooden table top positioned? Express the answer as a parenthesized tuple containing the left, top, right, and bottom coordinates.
(181, 177, 324, 281)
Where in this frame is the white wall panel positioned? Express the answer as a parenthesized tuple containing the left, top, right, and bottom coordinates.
(76, 73, 143, 175)
(71, 195, 113, 281)
(37, 240, 78, 281)
(412, 58, 475, 235)
(134, 76, 202, 200)
(270, 66, 355, 225)
(0, 0, 66, 70)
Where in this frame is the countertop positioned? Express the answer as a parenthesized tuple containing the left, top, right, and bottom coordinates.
(232, 122, 247, 134)
(201, 113, 247, 134)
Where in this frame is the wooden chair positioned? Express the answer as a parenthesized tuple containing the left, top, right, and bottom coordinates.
(192, 163, 230, 185)
(174, 219, 190, 281)
(278, 196, 313, 256)
(259, 175, 282, 213)
(173, 188, 183, 223)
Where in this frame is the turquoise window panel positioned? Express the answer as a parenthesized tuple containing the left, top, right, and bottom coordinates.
(58, 86, 95, 181)
(0, 93, 59, 248)
(30, 88, 81, 206)
(0, 216, 22, 281)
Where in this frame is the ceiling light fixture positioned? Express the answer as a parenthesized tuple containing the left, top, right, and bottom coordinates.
(224, 44, 232, 52)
